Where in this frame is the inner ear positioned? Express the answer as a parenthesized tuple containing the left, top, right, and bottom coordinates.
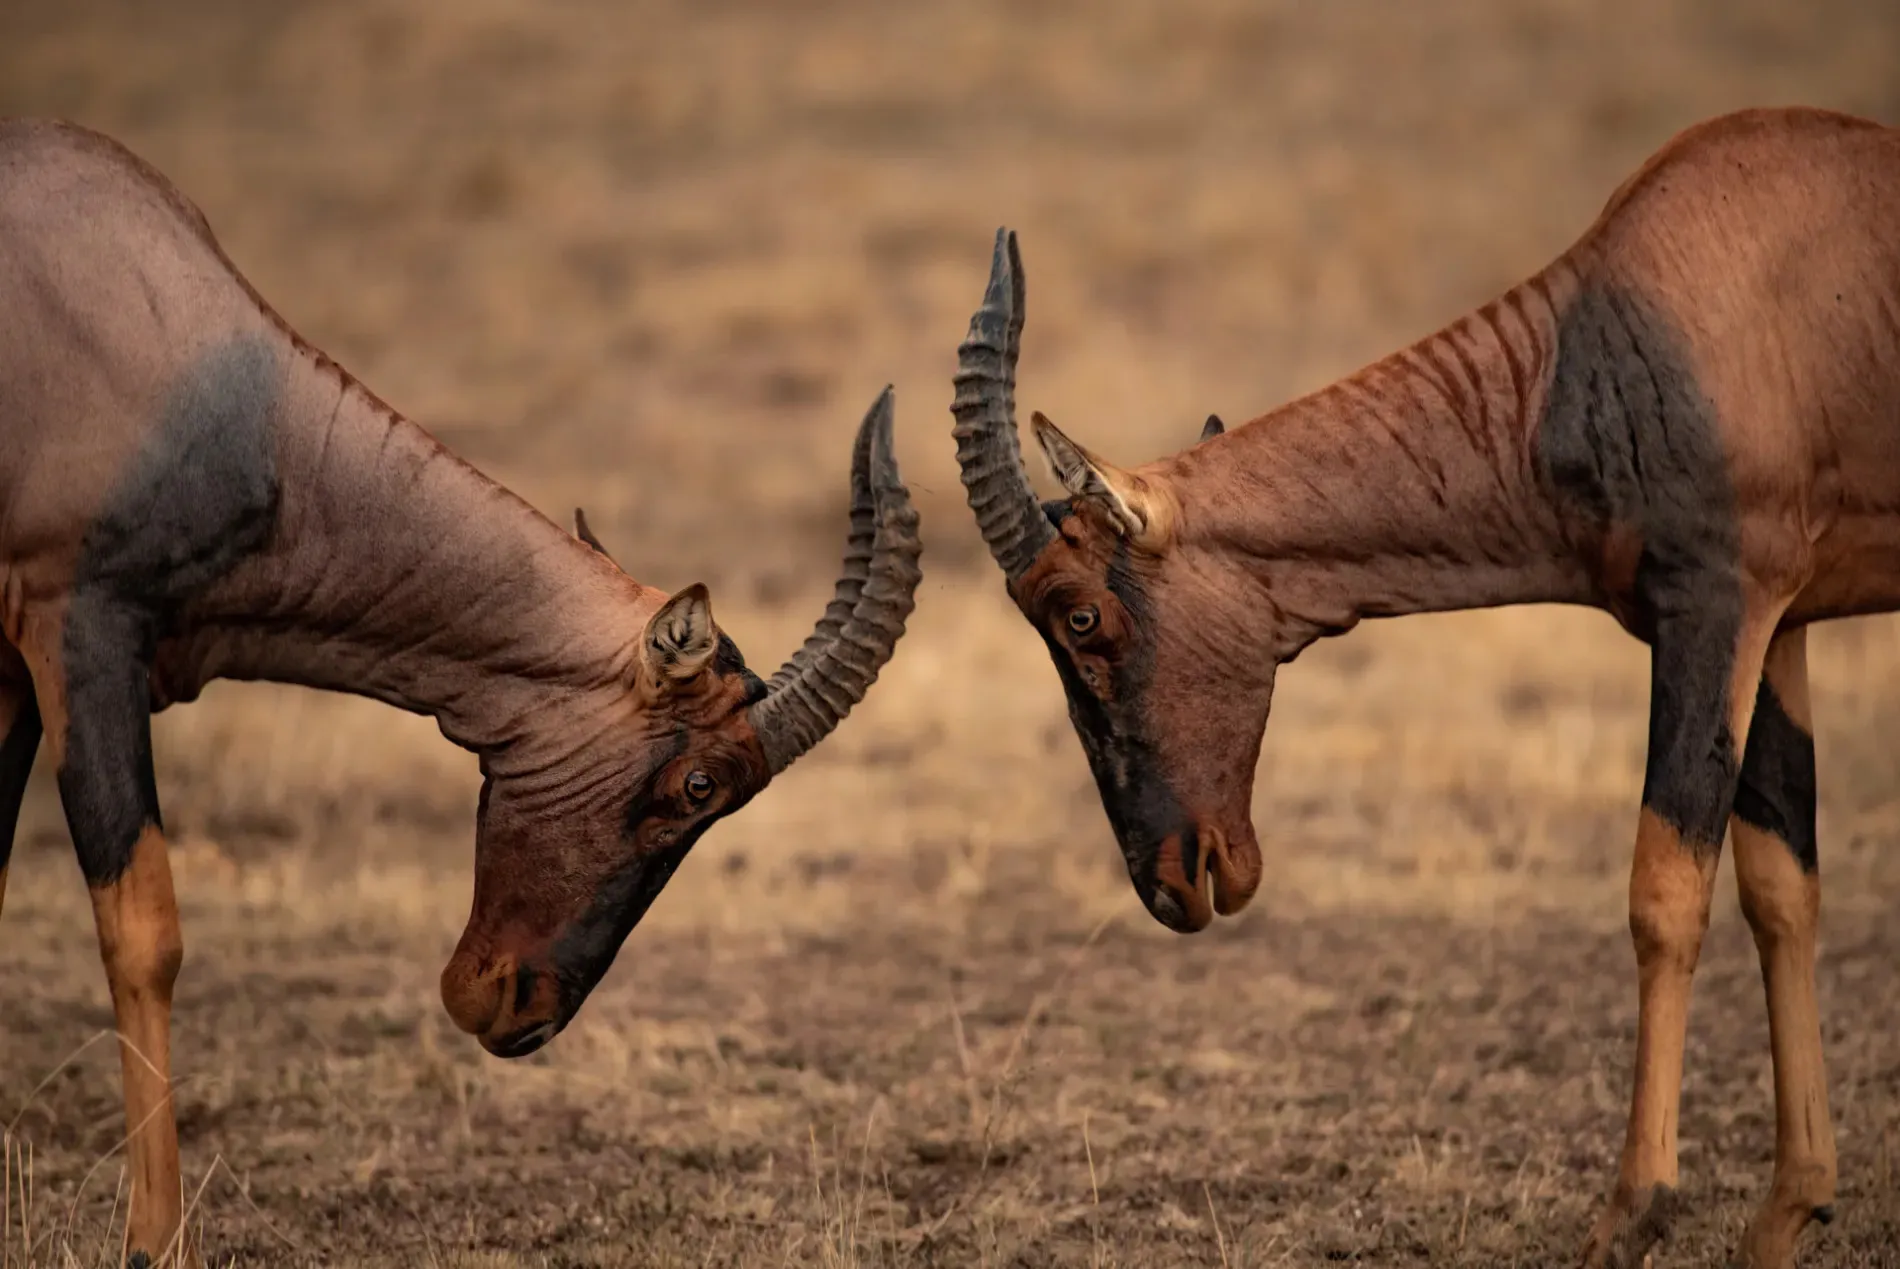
(1030, 411, 1148, 540)
(642, 583, 719, 683)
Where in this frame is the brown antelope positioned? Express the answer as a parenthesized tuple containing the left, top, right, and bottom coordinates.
(951, 106, 1899, 1269)
(0, 117, 923, 1267)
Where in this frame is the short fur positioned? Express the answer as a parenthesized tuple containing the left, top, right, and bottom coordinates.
(0, 118, 921, 1266)
(951, 107, 1898, 1269)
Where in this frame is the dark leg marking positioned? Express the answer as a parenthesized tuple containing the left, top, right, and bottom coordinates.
(0, 694, 42, 876)
(1733, 676, 1818, 872)
(1535, 282, 1744, 852)
(63, 334, 282, 883)
(60, 598, 163, 885)
(1642, 605, 1744, 852)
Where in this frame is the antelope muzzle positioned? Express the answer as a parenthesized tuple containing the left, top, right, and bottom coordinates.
(1136, 818, 1264, 934)
(440, 938, 572, 1058)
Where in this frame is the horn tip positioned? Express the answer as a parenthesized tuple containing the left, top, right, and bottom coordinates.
(987, 227, 1019, 281)
(858, 384, 897, 449)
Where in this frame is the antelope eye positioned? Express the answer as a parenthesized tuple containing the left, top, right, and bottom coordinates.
(684, 770, 715, 802)
(1066, 606, 1100, 636)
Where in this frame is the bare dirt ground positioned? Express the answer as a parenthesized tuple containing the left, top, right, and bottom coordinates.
(4, 1, 1900, 1265)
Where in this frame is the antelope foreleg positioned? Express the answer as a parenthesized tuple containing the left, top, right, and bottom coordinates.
(30, 598, 192, 1268)
(1582, 598, 1783, 1269)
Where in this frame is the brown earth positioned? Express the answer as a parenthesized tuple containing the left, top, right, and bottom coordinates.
(4, 1, 1900, 1265)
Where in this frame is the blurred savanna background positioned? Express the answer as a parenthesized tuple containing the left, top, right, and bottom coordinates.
(4, 1, 1900, 1265)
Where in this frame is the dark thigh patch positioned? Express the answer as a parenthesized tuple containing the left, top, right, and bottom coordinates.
(1733, 677, 1819, 871)
(74, 333, 282, 605)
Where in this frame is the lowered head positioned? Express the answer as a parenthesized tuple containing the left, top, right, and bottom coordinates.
(951, 232, 1274, 933)
(442, 387, 923, 1054)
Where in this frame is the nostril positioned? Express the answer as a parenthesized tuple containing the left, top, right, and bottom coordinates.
(1145, 831, 1215, 934)
(512, 963, 539, 1016)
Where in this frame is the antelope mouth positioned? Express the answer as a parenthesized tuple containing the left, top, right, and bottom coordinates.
(1147, 824, 1263, 934)
(483, 1018, 560, 1060)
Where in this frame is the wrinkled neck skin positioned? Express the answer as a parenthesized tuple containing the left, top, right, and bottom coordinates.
(1153, 301, 1595, 666)
(155, 346, 664, 778)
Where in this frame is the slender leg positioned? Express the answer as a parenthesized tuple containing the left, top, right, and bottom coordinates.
(1583, 599, 1783, 1269)
(0, 680, 43, 920)
(1730, 627, 1835, 1269)
(26, 599, 190, 1268)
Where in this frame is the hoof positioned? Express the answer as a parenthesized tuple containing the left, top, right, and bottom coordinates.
(1583, 1183, 1682, 1269)
(1735, 1184, 1836, 1268)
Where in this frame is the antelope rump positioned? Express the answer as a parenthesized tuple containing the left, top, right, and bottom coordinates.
(0, 117, 922, 1267)
(950, 106, 1900, 1269)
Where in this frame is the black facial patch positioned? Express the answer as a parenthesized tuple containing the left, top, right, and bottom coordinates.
(63, 335, 282, 885)
(1733, 676, 1818, 872)
(546, 833, 698, 1020)
(622, 723, 689, 839)
(539, 713, 734, 1018)
(1536, 284, 1743, 853)
(0, 695, 42, 877)
(1030, 500, 1192, 918)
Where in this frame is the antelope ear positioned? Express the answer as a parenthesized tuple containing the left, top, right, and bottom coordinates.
(1199, 414, 1225, 442)
(641, 583, 719, 683)
(574, 507, 618, 566)
(1031, 411, 1163, 544)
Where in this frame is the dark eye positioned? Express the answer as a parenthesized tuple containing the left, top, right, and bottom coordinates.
(684, 770, 714, 802)
(1066, 606, 1099, 636)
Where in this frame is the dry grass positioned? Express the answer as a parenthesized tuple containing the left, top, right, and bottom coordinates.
(4, 0, 1900, 1264)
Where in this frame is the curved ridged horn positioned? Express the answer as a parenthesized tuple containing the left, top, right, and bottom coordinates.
(749, 386, 923, 775)
(952, 228, 1056, 582)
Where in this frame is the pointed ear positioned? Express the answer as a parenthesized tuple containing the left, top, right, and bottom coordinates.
(1031, 411, 1159, 543)
(574, 507, 619, 567)
(1199, 414, 1225, 442)
(641, 583, 719, 683)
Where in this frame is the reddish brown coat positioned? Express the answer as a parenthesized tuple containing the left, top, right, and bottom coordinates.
(952, 107, 1898, 1269)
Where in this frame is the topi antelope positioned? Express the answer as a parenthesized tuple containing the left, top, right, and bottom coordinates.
(0, 118, 922, 1267)
(951, 106, 1899, 1269)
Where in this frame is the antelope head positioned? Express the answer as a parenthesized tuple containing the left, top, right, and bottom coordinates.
(442, 388, 922, 1056)
(951, 231, 1269, 935)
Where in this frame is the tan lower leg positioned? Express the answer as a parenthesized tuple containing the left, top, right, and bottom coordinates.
(1584, 811, 1719, 1267)
(1734, 825, 1836, 1268)
(91, 826, 187, 1266)
(1618, 812, 1720, 1192)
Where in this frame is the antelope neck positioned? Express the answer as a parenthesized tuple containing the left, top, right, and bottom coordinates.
(1162, 279, 1599, 654)
(161, 342, 658, 760)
